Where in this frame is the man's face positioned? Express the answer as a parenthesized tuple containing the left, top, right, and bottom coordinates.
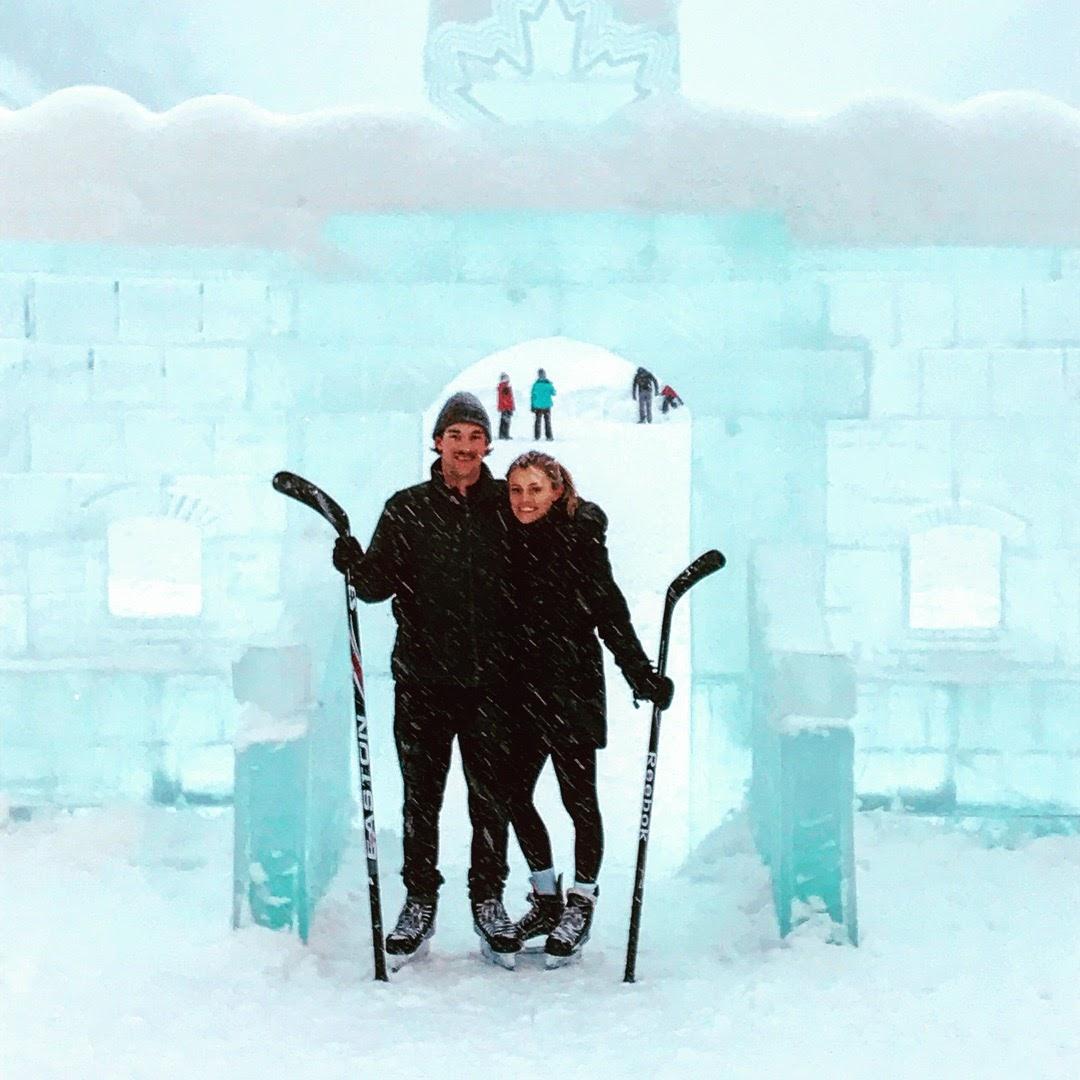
(435, 422, 489, 485)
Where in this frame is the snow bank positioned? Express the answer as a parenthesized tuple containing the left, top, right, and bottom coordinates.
(3, 805, 1078, 1079)
(1, 86, 1079, 252)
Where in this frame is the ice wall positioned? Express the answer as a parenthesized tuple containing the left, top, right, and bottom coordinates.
(2, 210, 1079, 841)
(0, 245, 293, 806)
(804, 246, 1080, 814)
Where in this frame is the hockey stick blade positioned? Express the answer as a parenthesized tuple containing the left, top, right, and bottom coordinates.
(668, 549, 725, 602)
(272, 471, 351, 537)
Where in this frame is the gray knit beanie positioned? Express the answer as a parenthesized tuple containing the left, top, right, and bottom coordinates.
(432, 391, 492, 442)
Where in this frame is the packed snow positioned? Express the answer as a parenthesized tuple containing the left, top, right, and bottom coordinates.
(1, 87, 1079, 250)
(3, 802, 1078, 1079)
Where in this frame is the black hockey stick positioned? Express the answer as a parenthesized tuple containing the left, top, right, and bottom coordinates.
(624, 548, 726, 984)
(272, 470, 388, 982)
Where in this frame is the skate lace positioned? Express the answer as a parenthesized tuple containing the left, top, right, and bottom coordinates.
(394, 898, 434, 937)
(550, 894, 590, 944)
(474, 898, 512, 934)
(517, 890, 550, 925)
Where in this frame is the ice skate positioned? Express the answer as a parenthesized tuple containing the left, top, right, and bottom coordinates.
(388, 938, 432, 972)
(514, 876, 565, 954)
(385, 895, 436, 971)
(545, 886, 596, 969)
(472, 897, 521, 970)
(513, 875, 564, 955)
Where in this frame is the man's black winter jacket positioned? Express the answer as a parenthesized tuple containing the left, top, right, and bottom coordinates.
(351, 460, 511, 687)
(631, 369, 659, 399)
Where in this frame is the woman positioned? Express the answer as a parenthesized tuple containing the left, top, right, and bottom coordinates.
(501, 451, 673, 965)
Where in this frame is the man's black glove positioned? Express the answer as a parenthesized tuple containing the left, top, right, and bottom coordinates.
(332, 535, 364, 577)
(629, 667, 675, 711)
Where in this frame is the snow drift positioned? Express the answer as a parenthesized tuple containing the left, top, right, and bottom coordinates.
(1, 87, 1079, 252)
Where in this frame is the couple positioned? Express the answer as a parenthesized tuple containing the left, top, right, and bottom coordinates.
(332, 391, 672, 970)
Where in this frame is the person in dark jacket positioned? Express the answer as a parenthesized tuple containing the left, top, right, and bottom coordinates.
(631, 366, 659, 424)
(530, 367, 556, 441)
(331, 391, 521, 967)
(496, 372, 515, 439)
(498, 450, 673, 965)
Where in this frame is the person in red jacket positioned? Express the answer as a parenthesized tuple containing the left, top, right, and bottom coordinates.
(496, 372, 515, 439)
(659, 383, 684, 415)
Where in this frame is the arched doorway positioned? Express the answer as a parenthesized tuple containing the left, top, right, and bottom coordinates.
(421, 337, 695, 876)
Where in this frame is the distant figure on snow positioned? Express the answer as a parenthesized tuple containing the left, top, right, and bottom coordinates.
(659, 384, 684, 415)
(631, 366, 659, 423)
(531, 368, 556, 441)
(496, 372, 515, 439)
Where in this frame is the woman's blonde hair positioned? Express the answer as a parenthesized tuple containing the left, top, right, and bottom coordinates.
(506, 450, 581, 517)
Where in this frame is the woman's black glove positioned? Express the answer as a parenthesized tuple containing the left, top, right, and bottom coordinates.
(629, 667, 675, 711)
(332, 535, 364, 576)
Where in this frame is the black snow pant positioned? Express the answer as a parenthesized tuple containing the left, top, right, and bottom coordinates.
(533, 408, 553, 441)
(506, 732, 603, 885)
(637, 393, 653, 423)
(498, 411, 513, 439)
(393, 681, 510, 902)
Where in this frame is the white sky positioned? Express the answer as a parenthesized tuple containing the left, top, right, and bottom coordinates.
(679, 0, 1028, 114)
(175, 0, 1058, 116)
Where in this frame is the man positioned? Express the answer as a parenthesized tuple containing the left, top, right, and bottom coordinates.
(631, 366, 660, 424)
(331, 392, 520, 967)
(530, 367, 556, 441)
(496, 372, 515, 439)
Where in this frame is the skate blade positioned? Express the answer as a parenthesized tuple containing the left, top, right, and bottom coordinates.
(478, 940, 517, 971)
(544, 949, 583, 970)
(386, 937, 430, 972)
(518, 939, 548, 956)
(515, 946, 551, 966)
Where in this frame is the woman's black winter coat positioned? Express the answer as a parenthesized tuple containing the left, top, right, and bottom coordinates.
(503, 499, 652, 748)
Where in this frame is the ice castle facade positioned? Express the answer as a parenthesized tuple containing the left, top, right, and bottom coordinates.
(3, 219, 1078, 929)
(2, 0, 1079, 941)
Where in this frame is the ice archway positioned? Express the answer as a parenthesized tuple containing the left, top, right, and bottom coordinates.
(422, 337, 694, 871)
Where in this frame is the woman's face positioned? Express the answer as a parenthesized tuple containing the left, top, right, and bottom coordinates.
(508, 466, 562, 525)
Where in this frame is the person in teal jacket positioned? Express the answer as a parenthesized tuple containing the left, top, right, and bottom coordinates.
(530, 368, 556, 441)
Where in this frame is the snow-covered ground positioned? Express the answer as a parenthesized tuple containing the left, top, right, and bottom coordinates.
(3, 802, 1078, 1079)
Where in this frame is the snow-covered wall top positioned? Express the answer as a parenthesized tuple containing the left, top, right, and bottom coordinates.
(429, 0, 673, 25)
(2, 87, 1080, 252)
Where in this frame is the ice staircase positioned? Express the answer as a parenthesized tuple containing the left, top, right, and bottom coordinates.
(230, 637, 352, 942)
(751, 651, 860, 945)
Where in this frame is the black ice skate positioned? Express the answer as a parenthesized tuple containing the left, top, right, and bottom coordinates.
(385, 895, 437, 971)
(472, 897, 521, 970)
(545, 886, 597, 968)
(512, 877, 564, 953)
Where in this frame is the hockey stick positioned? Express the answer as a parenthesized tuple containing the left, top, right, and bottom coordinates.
(624, 548, 726, 984)
(272, 470, 351, 537)
(272, 470, 388, 982)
